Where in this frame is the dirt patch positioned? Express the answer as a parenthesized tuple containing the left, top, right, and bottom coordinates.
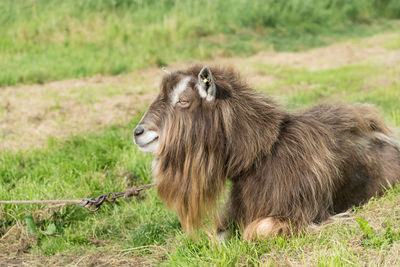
(0, 224, 159, 266)
(0, 250, 154, 267)
(0, 224, 38, 257)
(0, 73, 160, 150)
(0, 33, 399, 151)
(245, 33, 399, 71)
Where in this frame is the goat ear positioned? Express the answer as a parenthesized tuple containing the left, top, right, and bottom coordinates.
(198, 66, 216, 101)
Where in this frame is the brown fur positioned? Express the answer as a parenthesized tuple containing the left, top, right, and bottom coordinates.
(135, 65, 400, 239)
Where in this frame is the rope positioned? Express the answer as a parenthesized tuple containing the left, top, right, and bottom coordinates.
(0, 200, 83, 205)
(0, 183, 156, 212)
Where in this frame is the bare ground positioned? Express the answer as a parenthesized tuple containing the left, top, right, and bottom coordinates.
(1, 33, 399, 151)
(0, 223, 161, 266)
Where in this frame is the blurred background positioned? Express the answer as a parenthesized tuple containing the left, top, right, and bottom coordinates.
(1, 0, 399, 85)
(1, 1, 400, 266)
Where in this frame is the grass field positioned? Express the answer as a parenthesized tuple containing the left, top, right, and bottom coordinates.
(1, 0, 400, 86)
(1, 1, 400, 266)
(1, 32, 400, 265)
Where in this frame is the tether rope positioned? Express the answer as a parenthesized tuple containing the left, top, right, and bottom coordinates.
(0, 183, 156, 211)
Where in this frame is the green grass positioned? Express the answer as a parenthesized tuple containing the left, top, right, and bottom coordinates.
(1, 46, 400, 265)
(382, 35, 400, 50)
(255, 63, 400, 114)
(1, 0, 400, 86)
(1, 120, 178, 254)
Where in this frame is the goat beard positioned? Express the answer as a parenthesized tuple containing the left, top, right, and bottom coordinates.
(153, 113, 227, 234)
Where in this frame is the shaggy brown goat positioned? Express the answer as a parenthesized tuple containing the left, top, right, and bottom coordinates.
(133, 65, 400, 241)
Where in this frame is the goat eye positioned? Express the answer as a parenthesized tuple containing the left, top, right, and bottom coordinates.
(177, 99, 190, 107)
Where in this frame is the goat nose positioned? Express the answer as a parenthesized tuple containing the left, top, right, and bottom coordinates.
(134, 125, 145, 136)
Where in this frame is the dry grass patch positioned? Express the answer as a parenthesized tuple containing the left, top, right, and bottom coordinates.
(0, 73, 159, 150)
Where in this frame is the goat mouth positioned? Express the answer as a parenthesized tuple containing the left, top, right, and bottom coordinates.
(137, 136, 159, 148)
(133, 130, 159, 153)
(136, 136, 159, 153)
(144, 136, 158, 146)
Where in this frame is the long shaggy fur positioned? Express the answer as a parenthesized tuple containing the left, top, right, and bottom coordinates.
(135, 65, 400, 239)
